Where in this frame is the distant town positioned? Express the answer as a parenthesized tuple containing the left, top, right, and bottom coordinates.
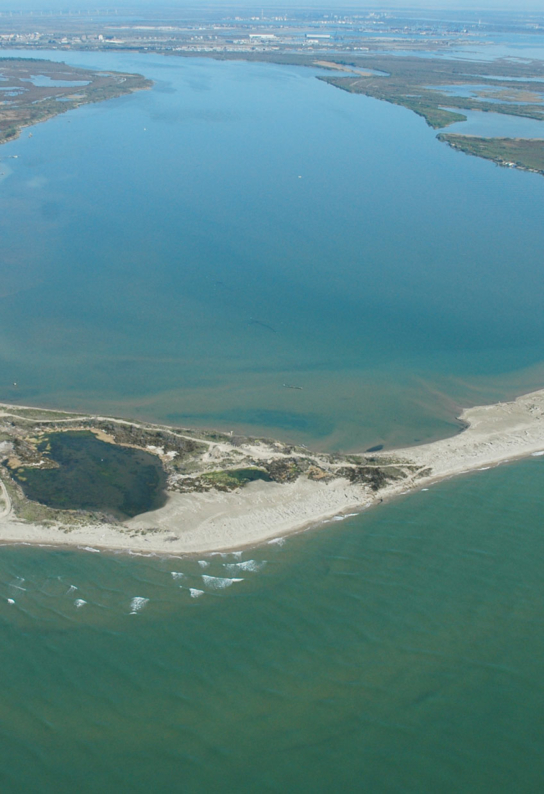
(0, 6, 543, 56)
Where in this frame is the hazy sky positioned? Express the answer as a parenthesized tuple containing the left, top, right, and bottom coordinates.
(0, 0, 542, 10)
(0, 0, 542, 13)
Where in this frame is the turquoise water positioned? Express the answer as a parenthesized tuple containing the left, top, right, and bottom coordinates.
(1, 459, 544, 792)
(1, 51, 544, 791)
(1, 52, 544, 450)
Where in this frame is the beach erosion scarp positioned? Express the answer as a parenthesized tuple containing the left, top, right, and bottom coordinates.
(0, 389, 543, 555)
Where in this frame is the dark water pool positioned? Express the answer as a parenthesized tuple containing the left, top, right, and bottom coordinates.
(11, 431, 167, 519)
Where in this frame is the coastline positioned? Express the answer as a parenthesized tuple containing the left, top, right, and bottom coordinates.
(0, 388, 543, 556)
(0, 59, 152, 147)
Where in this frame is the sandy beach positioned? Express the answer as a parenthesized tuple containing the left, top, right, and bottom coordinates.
(0, 388, 544, 555)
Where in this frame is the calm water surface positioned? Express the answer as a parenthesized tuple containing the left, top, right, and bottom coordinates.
(0, 51, 544, 792)
(1, 460, 544, 792)
(1, 51, 544, 450)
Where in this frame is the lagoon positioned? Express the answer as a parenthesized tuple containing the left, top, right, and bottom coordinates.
(1, 50, 544, 792)
(1, 51, 544, 451)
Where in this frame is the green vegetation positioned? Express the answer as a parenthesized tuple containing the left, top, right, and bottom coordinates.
(316, 55, 544, 130)
(0, 404, 415, 521)
(322, 75, 466, 129)
(179, 51, 544, 174)
(437, 134, 544, 174)
(8, 431, 167, 519)
(201, 467, 272, 491)
(0, 57, 152, 145)
(195, 51, 544, 130)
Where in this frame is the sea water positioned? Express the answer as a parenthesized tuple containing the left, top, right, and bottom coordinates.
(0, 51, 544, 791)
(0, 461, 544, 792)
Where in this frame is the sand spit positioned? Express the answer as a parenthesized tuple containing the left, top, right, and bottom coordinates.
(392, 390, 544, 478)
(0, 389, 544, 555)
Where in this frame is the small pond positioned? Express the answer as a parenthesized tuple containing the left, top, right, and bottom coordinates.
(10, 431, 167, 519)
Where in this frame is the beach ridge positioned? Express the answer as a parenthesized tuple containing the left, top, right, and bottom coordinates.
(0, 388, 543, 555)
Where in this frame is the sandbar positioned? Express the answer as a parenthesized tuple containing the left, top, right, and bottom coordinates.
(0, 388, 543, 555)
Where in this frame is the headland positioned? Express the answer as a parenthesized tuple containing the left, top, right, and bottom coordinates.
(0, 58, 152, 146)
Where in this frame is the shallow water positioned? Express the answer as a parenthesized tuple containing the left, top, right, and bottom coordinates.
(447, 107, 544, 137)
(1, 50, 544, 791)
(1, 51, 544, 451)
(1, 459, 544, 792)
(433, 82, 544, 104)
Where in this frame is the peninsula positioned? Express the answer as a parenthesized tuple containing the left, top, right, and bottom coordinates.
(0, 389, 543, 555)
(437, 134, 544, 176)
(0, 58, 151, 145)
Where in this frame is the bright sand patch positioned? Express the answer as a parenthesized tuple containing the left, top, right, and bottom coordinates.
(1, 388, 544, 554)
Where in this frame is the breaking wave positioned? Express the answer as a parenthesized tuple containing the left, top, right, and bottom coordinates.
(130, 596, 149, 614)
(202, 575, 243, 591)
(224, 560, 266, 574)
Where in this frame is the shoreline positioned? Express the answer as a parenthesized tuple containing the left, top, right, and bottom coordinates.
(0, 388, 543, 556)
(0, 58, 152, 147)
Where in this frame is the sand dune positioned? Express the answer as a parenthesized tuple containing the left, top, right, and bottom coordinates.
(1, 389, 544, 554)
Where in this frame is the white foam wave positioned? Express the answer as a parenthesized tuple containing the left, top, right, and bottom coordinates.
(268, 537, 285, 546)
(74, 599, 87, 609)
(202, 575, 243, 591)
(79, 546, 100, 553)
(130, 596, 149, 614)
(189, 588, 204, 598)
(171, 571, 184, 580)
(324, 513, 357, 523)
(532, 451, 544, 457)
(224, 559, 266, 573)
(198, 560, 210, 569)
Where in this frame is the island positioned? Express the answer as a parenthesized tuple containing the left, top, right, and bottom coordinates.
(0, 389, 543, 555)
(0, 57, 152, 145)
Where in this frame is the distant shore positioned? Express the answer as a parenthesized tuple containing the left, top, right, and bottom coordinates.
(0, 389, 543, 555)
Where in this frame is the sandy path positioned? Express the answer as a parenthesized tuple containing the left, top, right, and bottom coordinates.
(1, 388, 544, 555)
